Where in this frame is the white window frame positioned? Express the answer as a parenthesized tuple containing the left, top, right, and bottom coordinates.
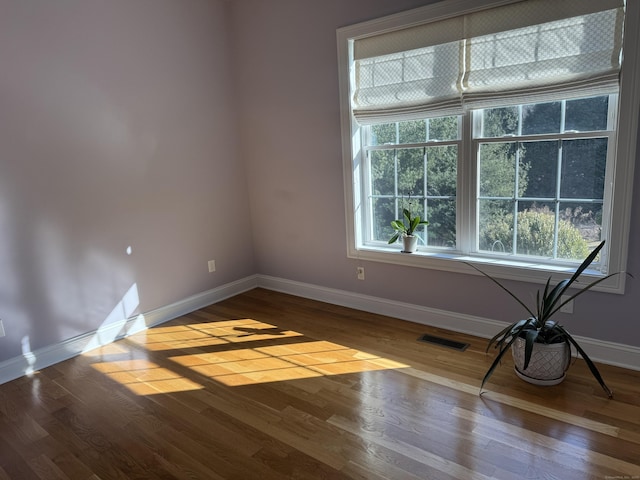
(337, 0, 640, 294)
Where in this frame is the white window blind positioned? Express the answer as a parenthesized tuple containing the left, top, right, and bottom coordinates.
(352, 0, 624, 124)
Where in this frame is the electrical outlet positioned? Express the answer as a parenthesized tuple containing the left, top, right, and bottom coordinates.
(208, 260, 216, 273)
(357, 267, 365, 280)
(0, 319, 5, 337)
(560, 295, 574, 314)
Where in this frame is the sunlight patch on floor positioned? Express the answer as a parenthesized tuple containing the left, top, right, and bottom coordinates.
(88, 318, 409, 392)
(171, 338, 408, 386)
(91, 359, 204, 395)
(125, 319, 303, 351)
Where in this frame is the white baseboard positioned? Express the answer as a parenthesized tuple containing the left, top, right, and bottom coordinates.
(257, 275, 505, 338)
(2, 272, 637, 386)
(0, 275, 259, 385)
(256, 275, 640, 372)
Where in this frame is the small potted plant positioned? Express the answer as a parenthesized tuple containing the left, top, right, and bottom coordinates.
(388, 199, 428, 253)
(467, 240, 630, 398)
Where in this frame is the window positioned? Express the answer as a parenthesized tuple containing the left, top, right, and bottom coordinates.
(365, 116, 460, 249)
(337, 0, 639, 293)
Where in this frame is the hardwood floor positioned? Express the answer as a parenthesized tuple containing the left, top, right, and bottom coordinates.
(1, 288, 639, 479)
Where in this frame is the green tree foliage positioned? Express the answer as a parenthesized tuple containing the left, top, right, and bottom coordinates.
(399, 120, 425, 144)
(482, 105, 518, 137)
(479, 208, 590, 260)
(479, 142, 529, 198)
(426, 145, 456, 247)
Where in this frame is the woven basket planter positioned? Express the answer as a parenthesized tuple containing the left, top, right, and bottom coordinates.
(511, 337, 571, 386)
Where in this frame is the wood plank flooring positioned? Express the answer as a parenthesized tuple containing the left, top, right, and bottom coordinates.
(1, 288, 639, 479)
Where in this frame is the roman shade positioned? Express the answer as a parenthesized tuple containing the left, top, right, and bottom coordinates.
(352, 0, 625, 124)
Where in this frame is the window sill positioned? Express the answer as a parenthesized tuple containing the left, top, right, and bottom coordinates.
(348, 245, 626, 295)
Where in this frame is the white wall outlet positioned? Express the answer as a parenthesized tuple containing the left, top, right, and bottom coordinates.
(357, 267, 365, 280)
(560, 295, 574, 314)
(0, 319, 5, 337)
(208, 260, 216, 273)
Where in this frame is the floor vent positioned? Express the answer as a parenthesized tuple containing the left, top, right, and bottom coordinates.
(418, 334, 469, 352)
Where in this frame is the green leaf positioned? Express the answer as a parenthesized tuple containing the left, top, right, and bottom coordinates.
(538, 278, 552, 319)
(546, 272, 625, 319)
(522, 329, 539, 370)
(485, 323, 515, 353)
(480, 332, 521, 394)
(390, 220, 406, 232)
(541, 279, 570, 320)
(481, 317, 536, 393)
(555, 324, 613, 398)
(410, 216, 420, 234)
(388, 233, 400, 244)
(567, 240, 606, 286)
(465, 262, 536, 319)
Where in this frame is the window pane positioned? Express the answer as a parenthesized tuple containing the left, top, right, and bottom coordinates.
(399, 120, 426, 144)
(479, 142, 517, 197)
(522, 102, 561, 135)
(520, 141, 557, 199)
(565, 96, 609, 132)
(512, 203, 596, 261)
(426, 198, 456, 248)
(559, 202, 602, 259)
(481, 106, 518, 137)
(516, 203, 556, 257)
(478, 200, 513, 253)
(426, 145, 457, 197)
(560, 138, 607, 199)
(365, 115, 460, 251)
(370, 123, 397, 146)
(476, 98, 610, 261)
(372, 198, 395, 242)
(371, 150, 395, 196)
(428, 116, 458, 141)
(397, 148, 424, 196)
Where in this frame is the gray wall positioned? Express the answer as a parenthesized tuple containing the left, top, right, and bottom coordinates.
(0, 0, 254, 362)
(0, 0, 638, 366)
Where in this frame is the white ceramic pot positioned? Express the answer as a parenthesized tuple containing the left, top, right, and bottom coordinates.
(511, 337, 571, 386)
(402, 235, 418, 253)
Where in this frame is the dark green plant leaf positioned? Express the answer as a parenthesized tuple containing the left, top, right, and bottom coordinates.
(555, 324, 613, 398)
(541, 279, 570, 321)
(465, 262, 536, 318)
(546, 272, 626, 319)
(481, 318, 535, 393)
(480, 332, 521, 394)
(566, 240, 606, 286)
(485, 323, 516, 353)
(522, 329, 540, 370)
